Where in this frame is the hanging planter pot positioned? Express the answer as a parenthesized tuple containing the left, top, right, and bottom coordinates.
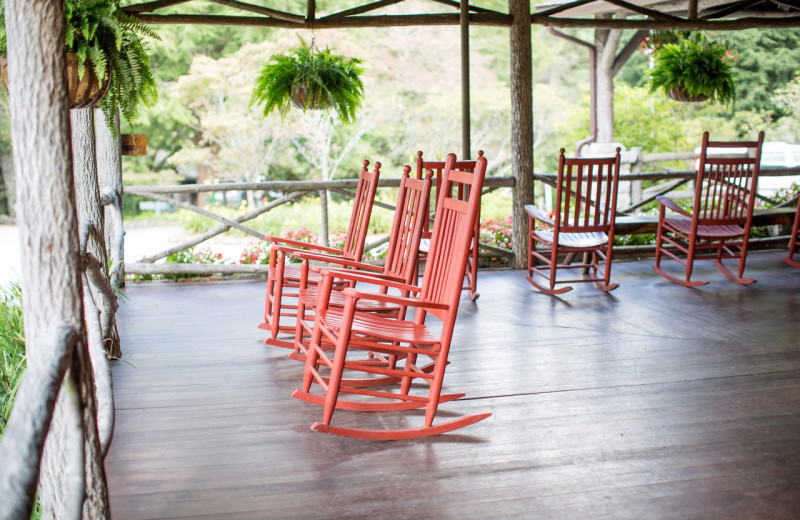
(667, 85, 709, 103)
(0, 53, 110, 109)
(290, 84, 330, 110)
(252, 36, 364, 124)
(120, 134, 147, 155)
(647, 31, 736, 106)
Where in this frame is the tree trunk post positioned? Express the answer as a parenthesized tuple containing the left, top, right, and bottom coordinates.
(95, 109, 125, 287)
(509, 0, 534, 269)
(594, 26, 622, 143)
(72, 108, 121, 358)
(3, 1, 110, 517)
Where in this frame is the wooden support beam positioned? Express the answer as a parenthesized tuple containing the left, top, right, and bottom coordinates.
(122, 0, 193, 13)
(208, 0, 304, 23)
(324, 0, 405, 20)
(132, 12, 513, 27)
(428, 0, 505, 15)
(603, 0, 683, 20)
(532, 15, 800, 29)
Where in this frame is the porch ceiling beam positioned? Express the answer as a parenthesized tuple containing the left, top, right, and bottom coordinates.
(602, 0, 683, 20)
(428, 0, 507, 15)
(123, 0, 193, 13)
(325, 0, 406, 20)
(532, 14, 800, 28)
(699, 0, 765, 19)
(132, 12, 513, 27)
(208, 0, 305, 23)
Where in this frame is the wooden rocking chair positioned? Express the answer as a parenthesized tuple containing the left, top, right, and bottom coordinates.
(258, 160, 380, 348)
(525, 148, 622, 295)
(292, 153, 490, 440)
(289, 165, 433, 367)
(416, 150, 484, 300)
(785, 195, 800, 269)
(653, 131, 764, 286)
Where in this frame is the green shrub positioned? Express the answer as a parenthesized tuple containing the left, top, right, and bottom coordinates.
(0, 282, 25, 437)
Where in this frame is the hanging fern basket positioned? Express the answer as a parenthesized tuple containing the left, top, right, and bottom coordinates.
(667, 85, 709, 103)
(290, 84, 330, 110)
(0, 53, 109, 109)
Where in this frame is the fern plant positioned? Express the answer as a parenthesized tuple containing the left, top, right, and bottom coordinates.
(251, 37, 364, 124)
(0, 0, 159, 132)
(648, 32, 736, 105)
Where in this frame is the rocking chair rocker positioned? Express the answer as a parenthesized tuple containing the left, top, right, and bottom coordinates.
(258, 160, 380, 348)
(525, 148, 622, 295)
(653, 131, 764, 286)
(292, 153, 490, 440)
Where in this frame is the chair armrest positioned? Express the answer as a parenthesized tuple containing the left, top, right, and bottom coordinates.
(524, 204, 554, 226)
(341, 287, 449, 311)
(291, 250, 383, 272)
(656, 196, 691, 217)
(319, 268, 421, 295)
(264, 234, 344, 256)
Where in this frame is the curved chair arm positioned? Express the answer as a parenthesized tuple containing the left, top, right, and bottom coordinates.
(656, 196, 692, 217)
(291, 250, 384, 273)
(341, 287, 449, 312)
(319, 268, 421, 295)
(264, 234, 344, 256)
(524, 204, 554, 226)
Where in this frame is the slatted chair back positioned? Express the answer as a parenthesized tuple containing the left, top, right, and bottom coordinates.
(693, 131, 764, 228)
(553, 148, 622, 239)
(418, 153, 487, 323)
(416, 150, 485, 300)
(342, 160, 381, 261)
(383, 166, 433, 282)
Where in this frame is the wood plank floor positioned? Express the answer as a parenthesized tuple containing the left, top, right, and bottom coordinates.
(106, 251, 800, 520)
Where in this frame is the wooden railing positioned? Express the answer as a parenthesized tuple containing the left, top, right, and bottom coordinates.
(123, 157, 800, 275)
(124, 176, 516, 276)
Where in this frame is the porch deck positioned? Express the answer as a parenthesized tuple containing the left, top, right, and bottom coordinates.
(106, 251, 800, 520)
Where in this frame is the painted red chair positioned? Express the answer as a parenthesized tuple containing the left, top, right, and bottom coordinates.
(416, 150, 484, 300)
(785, 195, 800, 269)
(526, 148, 622, 295)
(289, 165, 433, 366)
(292, 153, 490, 440)
(258, 160, 380, 348)
(654, 131, 764, 286)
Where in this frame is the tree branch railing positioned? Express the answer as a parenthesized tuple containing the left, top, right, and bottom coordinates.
(124, 176, 515, 276)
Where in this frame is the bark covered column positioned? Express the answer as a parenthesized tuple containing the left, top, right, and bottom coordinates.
(2, 0, 109, 517)
(509, 0, 534, 269)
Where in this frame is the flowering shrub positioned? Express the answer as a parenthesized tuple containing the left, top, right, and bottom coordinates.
(167, 246, 228, 265)
(238, 241, 270, 265)
(283, 226, 319, 245)
(328, 230, 347, 251)
(480, 216, 513, 250)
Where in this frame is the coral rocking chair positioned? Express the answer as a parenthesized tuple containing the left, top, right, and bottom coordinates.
(653, 131, 764, 286)
(292, 153, 490, 440)
(526, 148, 622, 295)
(258, 160, 380, 348)
(416, 150, 484, 300)
(785, 194, 800, 269)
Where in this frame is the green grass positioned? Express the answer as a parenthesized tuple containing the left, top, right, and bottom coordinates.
(0, 281, 25, 438)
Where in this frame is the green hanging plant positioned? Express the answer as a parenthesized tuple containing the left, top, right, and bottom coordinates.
(251, 36, 364, 124)
(647, 32, 737, 106)
(0, 0, 159, 133)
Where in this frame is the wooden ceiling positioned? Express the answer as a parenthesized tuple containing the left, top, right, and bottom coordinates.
(121, 0, 800, 31)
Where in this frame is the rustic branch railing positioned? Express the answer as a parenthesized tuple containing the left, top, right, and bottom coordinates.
(124, 176, 516, 275)
(122, 158, 799, 276)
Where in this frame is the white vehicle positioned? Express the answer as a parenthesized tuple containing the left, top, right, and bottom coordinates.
(693, 141, 800, 197)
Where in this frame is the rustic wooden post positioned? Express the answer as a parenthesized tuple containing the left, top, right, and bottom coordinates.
(630, 147, 643, 208)
(1, 0, 110, 517)
(509, 0, 533, 268)
(72, 108, 121, 359)
(460, 0, 471, 159)
(95, 109, 125, 287)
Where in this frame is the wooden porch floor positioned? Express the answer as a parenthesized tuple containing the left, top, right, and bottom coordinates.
(106, 251, 800, 520)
